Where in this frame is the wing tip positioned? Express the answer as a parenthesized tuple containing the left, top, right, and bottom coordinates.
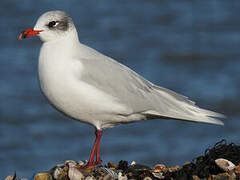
(208, 118, 224, 126)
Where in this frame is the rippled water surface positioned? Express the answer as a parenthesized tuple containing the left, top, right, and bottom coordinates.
(0, 0, 240, 178)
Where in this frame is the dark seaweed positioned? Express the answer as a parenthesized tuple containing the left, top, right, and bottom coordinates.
(164, 139, 240, 179)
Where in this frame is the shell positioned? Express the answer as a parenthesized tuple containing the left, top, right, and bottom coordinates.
(78, 160, 88, 166)
(153, 164, 168, 173)
(34, 172, 52, 180)
(130, 161, 136, 166)
(95, 167, 118, 179)
(68, 167, 84, 180)
(152, 172, 165, 179)
(215, 158, 236, 172)
(118, 172, 128, 180)
(65, 160, 77, 167)
(53, 166, 68, 180)
(5, 173, 18, 180)
(5, 173, 28, 180)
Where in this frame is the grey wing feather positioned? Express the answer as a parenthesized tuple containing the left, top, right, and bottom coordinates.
(78, 44, 225, 125)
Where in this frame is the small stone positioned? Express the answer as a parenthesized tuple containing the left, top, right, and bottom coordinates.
(215, 158, 236, 172)
(169, 165, 180, 172)
(85, 176, 96, 180)
(108, 161, 118, 169)
(103, 174, 114, 180)
(143, 177, 152, 180)
(209, 174, 216, 180)
(192, 175, 200, 180)
(234, 165, 240, 175)
(34, 172, 52, 180)
(214, 173, 231, 180)
(118, 161, 128, 171)
(68, 167, 84, 180)
(129, 164, 150, 171)
(153, 164, 168, 173)
(230, 172, 236, 180)
(183, 161, 191, 166)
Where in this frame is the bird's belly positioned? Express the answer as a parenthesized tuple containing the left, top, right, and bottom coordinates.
(38, 59, 129, 128)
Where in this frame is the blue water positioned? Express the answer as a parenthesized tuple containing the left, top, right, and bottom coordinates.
(1, 0, 240, 178)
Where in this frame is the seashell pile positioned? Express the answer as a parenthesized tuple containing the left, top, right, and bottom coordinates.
(4, 140, 240, 180)
(4, 159, 240, 180)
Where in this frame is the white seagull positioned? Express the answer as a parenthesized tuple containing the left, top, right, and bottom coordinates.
(18, 10, 225, 168)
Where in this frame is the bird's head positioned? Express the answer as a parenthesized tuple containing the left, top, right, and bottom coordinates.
(18, 10, 75, 42)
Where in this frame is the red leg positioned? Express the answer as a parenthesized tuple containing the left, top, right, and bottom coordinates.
(88, 137, 98, 165)
(84, 129, 102, 168)
(95, 130, 102, 164)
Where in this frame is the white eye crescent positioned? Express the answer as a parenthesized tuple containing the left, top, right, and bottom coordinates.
(48, 21, 59, 28)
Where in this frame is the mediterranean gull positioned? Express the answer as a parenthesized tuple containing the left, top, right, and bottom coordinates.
(18, 10, 225, 168)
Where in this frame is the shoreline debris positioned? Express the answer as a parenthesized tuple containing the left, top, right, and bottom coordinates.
(5, 139, 240, 180)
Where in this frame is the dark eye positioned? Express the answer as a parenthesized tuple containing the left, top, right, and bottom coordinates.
(48, 21, 57, 28)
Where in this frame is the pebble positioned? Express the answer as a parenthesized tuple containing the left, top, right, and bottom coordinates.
(234, 165, 240, 175)
(34, 172, 52, 180)
(214, 172, 233, 180)
(183, 161, 191, 166)
(192, 175, 200, 180)
(85, 176, 96, 180)
(169, 165, 180, 172)
(118, 160, 128, 171)
(143, 177, 152, 180)
(103, 174, 113, 180)
(107, 161, 118, 169)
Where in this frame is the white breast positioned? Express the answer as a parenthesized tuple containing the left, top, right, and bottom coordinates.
(38, 42, 129, 129)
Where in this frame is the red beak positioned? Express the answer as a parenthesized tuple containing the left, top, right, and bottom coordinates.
(18, 28, 43, 40)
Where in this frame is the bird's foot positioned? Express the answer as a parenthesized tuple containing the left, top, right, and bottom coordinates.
(79, 161, 102, 171)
